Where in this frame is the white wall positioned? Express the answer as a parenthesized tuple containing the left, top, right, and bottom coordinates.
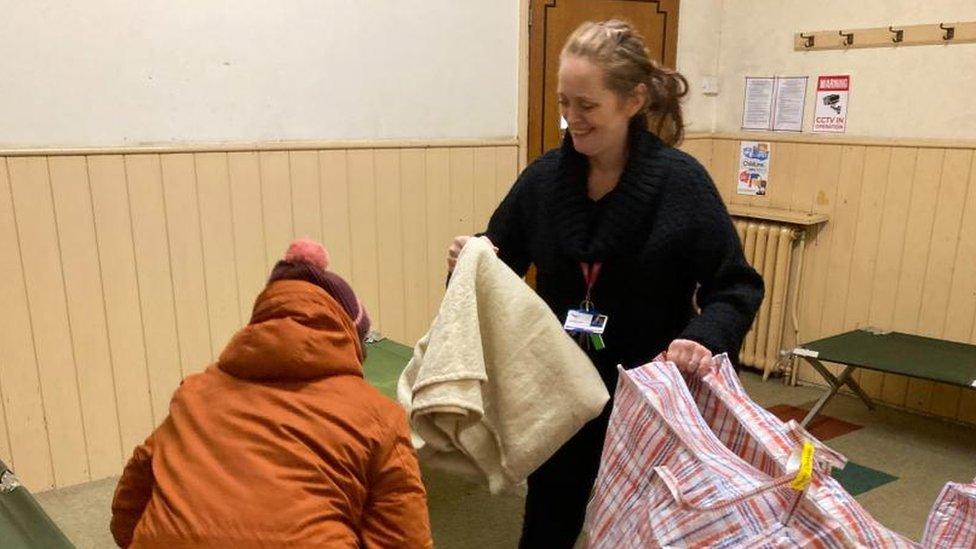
(676, 0, 724, 134)
(678, 0, 976, 140)
(0, 1, 519, 147)
(8, 1, 972, 147)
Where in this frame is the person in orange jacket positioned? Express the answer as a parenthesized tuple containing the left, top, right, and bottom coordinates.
(110, 239, 432, 548)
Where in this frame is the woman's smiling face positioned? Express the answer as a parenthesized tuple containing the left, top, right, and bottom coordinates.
(557, 54, 643, 160)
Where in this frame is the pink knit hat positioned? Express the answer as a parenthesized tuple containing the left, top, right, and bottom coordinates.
(269, 239, 370, 341)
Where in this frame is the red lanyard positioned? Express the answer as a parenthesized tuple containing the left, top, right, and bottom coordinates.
(580, 262, 603, 306)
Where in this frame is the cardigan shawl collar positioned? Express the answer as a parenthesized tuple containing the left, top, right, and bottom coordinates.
(550, 127, 669, 263)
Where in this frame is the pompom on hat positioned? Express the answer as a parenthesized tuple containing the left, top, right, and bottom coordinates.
(284, 238, 330, 271)
(268, 239, 370, 342)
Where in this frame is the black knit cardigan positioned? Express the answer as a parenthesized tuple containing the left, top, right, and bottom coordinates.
(484, 128, 764, 389)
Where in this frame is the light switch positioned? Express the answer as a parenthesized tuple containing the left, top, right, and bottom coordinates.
(702, 76, 719, 96)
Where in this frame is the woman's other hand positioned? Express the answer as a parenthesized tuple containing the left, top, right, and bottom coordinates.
(447, 236, 497, 272)
(667, 339, 713, 376)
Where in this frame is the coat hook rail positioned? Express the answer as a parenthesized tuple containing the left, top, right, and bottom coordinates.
(794, 21, 976, 51)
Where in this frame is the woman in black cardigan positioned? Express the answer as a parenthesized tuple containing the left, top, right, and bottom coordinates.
(448, 20, 763, 548)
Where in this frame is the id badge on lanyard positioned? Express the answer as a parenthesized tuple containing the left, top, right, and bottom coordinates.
(563, 262, 608, 350)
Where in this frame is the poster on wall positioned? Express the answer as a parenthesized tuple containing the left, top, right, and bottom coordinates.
(737, 141, 771, 196)
(813, 75, 850, 133)
(771, 76, 807, 132)
(742, 77, 807, 132)
(741, 77, 775, 130)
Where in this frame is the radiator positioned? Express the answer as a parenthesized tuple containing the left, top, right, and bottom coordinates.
(732, 219, 802, 378)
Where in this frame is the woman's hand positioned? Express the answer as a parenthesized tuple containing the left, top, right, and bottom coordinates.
(667, 339, 713, 376)
(447, 236, 497, 272)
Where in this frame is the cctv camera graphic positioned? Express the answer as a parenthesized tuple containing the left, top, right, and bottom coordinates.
(822, 94, 842, 114)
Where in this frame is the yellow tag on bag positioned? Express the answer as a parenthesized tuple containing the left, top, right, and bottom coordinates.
(789, 441, 815, 491)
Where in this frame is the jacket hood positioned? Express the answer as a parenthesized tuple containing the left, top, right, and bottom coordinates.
(217, 280, 364, 381)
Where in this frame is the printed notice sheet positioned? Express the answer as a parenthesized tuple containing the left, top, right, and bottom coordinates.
(772, 76, 807, 132)
(742, 77, 775, 130)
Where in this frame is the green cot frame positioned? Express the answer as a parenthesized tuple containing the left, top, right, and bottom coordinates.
(791, 329, 976, 427)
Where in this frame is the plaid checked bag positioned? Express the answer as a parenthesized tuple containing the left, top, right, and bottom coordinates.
(687, 356, 976, 548)
(681, 355, 916, 548)
(921, 477, 976, 548)
(584, 355, 976, 548)
(585, 358, 860, 548)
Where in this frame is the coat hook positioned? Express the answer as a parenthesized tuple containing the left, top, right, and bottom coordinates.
(940, 23, 955, 41)
(888, 26, 904, 43)
(800, 32, 815, 48)
(839, 30, 854, 46)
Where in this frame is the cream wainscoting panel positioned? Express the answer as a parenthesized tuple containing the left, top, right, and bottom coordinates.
(682, 134, 976, 427)
(0, 139, 518, 491)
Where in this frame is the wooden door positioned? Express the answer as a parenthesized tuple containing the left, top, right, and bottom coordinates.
(527, 0, 679, 162)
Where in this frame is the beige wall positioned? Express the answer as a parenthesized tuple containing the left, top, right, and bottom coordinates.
(676, 0, 724, 133)
(677, 0, 976, 139)
(0, 141, 517, 491)
(682, 134, 976, 427)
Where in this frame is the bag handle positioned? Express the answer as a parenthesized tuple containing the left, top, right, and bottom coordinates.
(655, 465, 799, 514)
(688, 353, 848, 472)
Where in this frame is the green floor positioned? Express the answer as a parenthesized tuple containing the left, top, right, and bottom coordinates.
(30, 340, 976, 547)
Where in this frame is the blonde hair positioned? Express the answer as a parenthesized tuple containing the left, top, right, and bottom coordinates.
(562, 19, 688, 146)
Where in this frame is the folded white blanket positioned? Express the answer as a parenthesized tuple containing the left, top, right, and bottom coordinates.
(397, 238, 609, 493)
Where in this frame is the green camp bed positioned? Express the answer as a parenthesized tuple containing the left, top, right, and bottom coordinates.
(363, 337, 414, 400)
(791, 328, 976, 427)
(0, 459, 74, 549)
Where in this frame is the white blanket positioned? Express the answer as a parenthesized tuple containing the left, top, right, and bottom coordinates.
(397, 238, 609, 494)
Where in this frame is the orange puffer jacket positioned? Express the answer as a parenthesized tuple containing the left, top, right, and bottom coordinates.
(110, 280, 432, 548)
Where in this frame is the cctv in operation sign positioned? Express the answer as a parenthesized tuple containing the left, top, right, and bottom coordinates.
(813, 75, 850, 133)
